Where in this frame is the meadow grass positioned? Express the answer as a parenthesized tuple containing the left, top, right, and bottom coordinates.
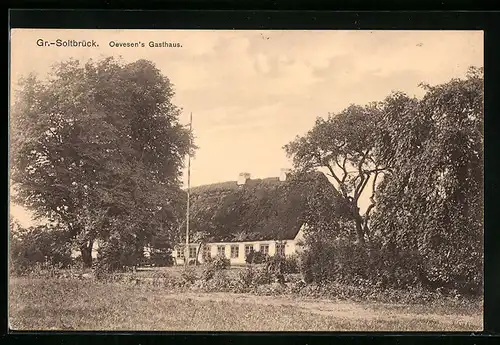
(9, 277, 482, 331)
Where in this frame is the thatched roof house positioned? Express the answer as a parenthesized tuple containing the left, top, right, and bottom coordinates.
(173, 170, 345, 265)
(189, 170, 342, 241)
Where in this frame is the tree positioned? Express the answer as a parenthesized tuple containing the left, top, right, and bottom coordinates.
(371, 67, 484, 292)
(284, 104, 389, 246)
(10, 57, 193, 268)
(285, 67, 483, 293)
(147, 223, 175, 267)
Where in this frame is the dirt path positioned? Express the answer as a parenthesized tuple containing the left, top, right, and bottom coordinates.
(160, 292, 482, 329)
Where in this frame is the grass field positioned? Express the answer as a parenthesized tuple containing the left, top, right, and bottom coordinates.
(9, 277, 482, 331)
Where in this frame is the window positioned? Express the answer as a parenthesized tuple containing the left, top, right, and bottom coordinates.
(203, 245, 212, 259)
(231, 245, 240, 258)
(276, 243, 285, 257)
(260, 244, 269, 256)
(217, 245, 226, 257)
(177, 248, 184, 258)
(245, 244, 254, 256)
(189, 247, 197, 259)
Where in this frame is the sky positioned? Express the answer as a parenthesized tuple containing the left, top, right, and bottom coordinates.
(9, 29, 483, 226)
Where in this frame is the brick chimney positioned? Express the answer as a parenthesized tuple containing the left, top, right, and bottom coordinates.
(237, 172, 251, 185)
(279, 168, 291, 182)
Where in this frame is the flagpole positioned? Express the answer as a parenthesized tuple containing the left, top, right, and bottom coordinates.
(184, 112, 192, 267)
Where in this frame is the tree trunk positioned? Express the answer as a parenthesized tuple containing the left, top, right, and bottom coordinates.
(80, 244, 93, 268)
(195, 242, 203, 265)
(350, 202, 366, 246)
(354, 216, 366, 246)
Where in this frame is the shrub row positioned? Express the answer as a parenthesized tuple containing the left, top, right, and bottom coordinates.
(299, 239, 483, 296)
(15, 259, 481, 306)
(9, 225, 73, 276)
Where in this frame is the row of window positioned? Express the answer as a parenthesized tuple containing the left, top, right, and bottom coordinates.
(177, 243, 286, 259)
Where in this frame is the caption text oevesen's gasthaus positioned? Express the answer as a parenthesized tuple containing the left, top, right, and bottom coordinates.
(36, 39, 182, 48)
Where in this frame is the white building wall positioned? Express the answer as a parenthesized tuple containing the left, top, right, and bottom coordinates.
(292, 224, 307, 254)
(285, 241, 297, 256)
(173, 238, 299, 266)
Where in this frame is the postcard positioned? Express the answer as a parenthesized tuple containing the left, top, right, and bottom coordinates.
(9, 29, 484, 331)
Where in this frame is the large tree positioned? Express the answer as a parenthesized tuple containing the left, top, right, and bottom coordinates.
(284, 104, 389, 246)
(285, 67, 483, 294)
(10, 57, 193, 267)
(372, 67, 484, 291)
(287, 67, 483, 291)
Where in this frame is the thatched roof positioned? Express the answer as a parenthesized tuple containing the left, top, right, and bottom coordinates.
(187, 171, 343, 242)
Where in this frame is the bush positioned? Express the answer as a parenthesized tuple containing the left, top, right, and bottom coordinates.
(245, 250, 269, 264)
(216, 270, 234, 289)
(181, 266, 198, 284)
(299, 238, 417, 287)
(238, 265, 257, 288)
(266, 256, 285, 284)
(382, 248, 424, 288)
(238, 260, 296, 289)
(209, 254, 231, 270)
(202, 264, 216, 281)
(200, 254, 230, 282)
(10, 224, 73, 275)
(95, 235, 143, 272)
(202, 270, 232, 292)
(298, 240, 337, 283)
(148, 249, 174, 267)
(297, 234, 482, 297)
(267, 254, 299, 274)
(285, 254, 300, 274)
(254, 266, 273, 285)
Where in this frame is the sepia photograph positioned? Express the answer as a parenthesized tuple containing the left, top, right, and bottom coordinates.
(8, 29, 484, 331)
